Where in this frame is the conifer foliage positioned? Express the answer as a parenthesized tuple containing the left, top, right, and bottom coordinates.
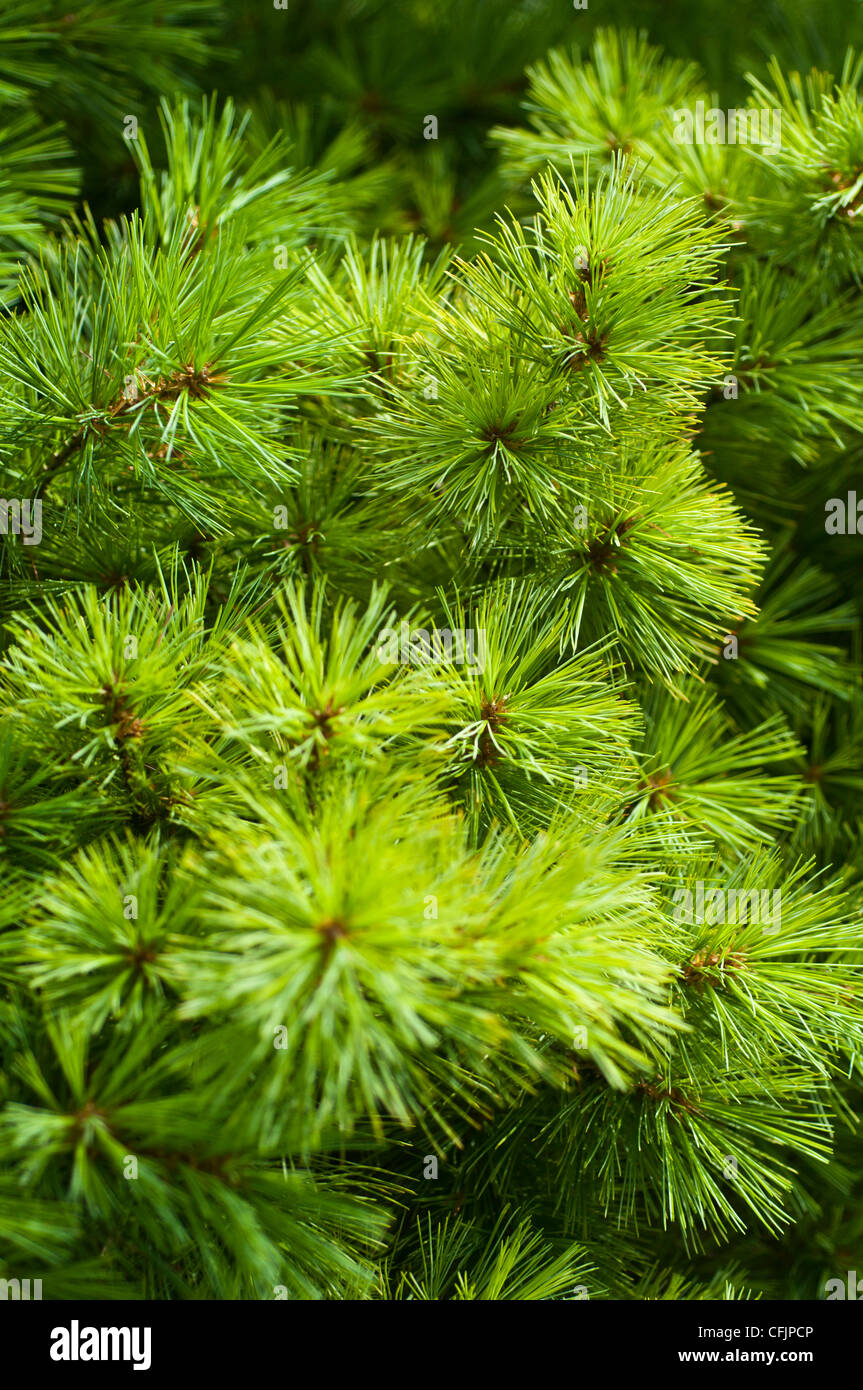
(0, 0, 862, 1301)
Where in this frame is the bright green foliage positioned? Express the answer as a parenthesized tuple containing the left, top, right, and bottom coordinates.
(0, 0, 862, 1303)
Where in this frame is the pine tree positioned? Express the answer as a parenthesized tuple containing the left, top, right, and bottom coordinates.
(1, 0, 862, 1303)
